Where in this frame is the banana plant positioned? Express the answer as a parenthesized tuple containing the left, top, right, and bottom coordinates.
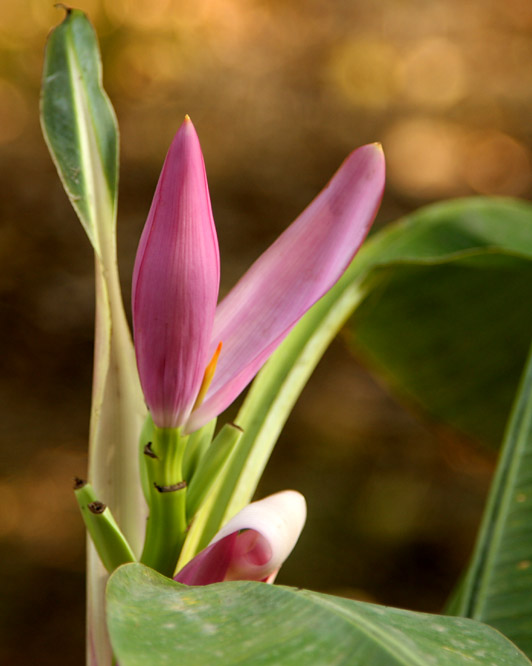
(41, 7, 532, 666)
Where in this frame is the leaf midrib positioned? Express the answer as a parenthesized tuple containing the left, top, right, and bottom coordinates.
(294, 590, 435, 666)
(66, 26, 114, 261)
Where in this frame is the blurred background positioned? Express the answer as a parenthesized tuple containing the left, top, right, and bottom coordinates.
(1, 0, 532, 662)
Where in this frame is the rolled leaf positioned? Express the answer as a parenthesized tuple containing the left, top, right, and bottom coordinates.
(177, 490, 306, 584)
(41, 7, 117, 258)
(449, 341, 532, 657)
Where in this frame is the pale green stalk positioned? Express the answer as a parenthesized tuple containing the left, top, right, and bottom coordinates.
(74, 481, 136, 572)
(41, 11, 146, 665)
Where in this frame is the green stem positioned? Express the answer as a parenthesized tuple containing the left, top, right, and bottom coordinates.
(186, 423, 242, 520)
(74, 479, 136, 572)
(140, 426, 188, 577)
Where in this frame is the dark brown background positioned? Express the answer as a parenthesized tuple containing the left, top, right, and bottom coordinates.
(1, 0, 532, 662)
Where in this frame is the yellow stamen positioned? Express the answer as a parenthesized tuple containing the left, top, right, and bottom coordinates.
(193, 341, 223, 410)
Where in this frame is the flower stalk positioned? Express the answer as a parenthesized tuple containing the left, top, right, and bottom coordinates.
(140, 427, 188, 577)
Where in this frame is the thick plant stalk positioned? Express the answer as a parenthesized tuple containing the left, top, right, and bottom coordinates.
(87, 258, 146, 666)
(40, 10, 147, 664)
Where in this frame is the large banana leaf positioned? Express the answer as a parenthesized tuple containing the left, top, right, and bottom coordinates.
(107, 563, 531, 666)
(449, 342, 532, 657)
(347, 197, 532, 445)
(41, 9, 146, 665)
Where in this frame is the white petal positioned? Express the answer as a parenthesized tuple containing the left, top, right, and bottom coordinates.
(210, 490, 307, 581)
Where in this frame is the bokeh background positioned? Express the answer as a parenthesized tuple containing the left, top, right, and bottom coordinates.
(2, 0, 532, 663)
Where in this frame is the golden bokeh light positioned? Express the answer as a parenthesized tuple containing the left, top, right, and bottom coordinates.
(0, 79, 28, 144)
(327, 38, 398, 109)
(110, 38, 186, 99)
(0, 1, 44, 45)
(0, 449, 85, 565)
(102, 0, 235, 31)
(103, 0, 175, 28)
(384, 118, 467, 198)
(470, 34, 532, 102)
(465, 130, 532, 196)
(397, 38, 467, 109)
(502, 0, 532, 28)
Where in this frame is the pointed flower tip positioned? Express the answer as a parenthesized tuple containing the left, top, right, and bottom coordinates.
(357, 141, 385, 163)
(170, 115, 203, 161)
(349, 141, 386, 188)
(173, 114, 198, 144)
(181, 114, 196, 136)
(132, 114, 219, 430)
(182, 115, 197, 135)
(165, 115, 198, 158)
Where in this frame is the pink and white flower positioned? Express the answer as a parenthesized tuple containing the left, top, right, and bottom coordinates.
(175, 491, 307, 585)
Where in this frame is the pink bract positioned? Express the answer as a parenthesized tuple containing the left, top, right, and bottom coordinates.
(132, 117, 385, 432)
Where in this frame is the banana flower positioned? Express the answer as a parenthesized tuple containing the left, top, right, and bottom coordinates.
(132, 117, 385, 433)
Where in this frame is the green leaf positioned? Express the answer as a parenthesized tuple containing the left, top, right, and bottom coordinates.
(41, 7, 118, 258)
(450, 342, 532, 656)
(41, 9, 146, 665)
(107, 563, 531, 666)
(347, 197, 532, 445)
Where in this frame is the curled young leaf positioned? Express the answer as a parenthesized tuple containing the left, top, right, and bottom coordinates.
(175, 491, 306, 585)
